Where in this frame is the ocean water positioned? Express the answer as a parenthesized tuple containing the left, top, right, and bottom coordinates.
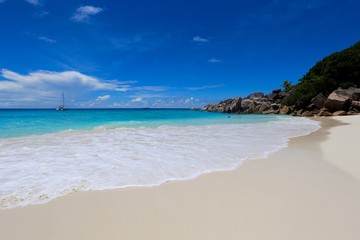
(0, 109, 320, 209)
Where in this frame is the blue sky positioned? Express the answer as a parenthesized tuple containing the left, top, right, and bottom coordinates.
(0, 0, 359, 108)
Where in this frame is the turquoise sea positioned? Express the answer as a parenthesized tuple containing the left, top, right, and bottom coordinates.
(1, 108, 288, 138)
(0, 109, 320, 209)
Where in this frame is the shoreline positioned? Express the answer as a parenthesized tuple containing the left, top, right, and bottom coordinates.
(1, 116, 360, 239)
(0, 114, 318, 209)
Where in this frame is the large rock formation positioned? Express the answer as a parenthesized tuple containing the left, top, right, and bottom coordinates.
(202, 90, 287, 114)
(202, 87, 360, 117)
(202, 97, 242, 113)
(324, 87, 360, 112)
(247, 92, 264, 99)
(324, 89, 351, 112)
(311, 93, 327, 109)
(351, 100, 360, 110)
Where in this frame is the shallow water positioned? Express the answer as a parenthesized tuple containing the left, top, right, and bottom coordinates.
(0, 109, 320, 208)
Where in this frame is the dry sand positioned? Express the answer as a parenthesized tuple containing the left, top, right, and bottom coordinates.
(1, 115, 360, 240)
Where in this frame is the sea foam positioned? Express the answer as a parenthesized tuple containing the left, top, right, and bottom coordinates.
(0, 116, 320, 209)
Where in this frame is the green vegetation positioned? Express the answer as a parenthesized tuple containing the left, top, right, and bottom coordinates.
(283, 41, 360, 108)
(281, 80, 294, 92)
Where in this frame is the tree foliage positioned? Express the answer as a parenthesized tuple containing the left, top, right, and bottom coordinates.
(281, 80, 294, 92)
(283, 41, 360, 107)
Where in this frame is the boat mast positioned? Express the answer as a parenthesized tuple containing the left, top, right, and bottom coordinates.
(62, 91, 65, 108)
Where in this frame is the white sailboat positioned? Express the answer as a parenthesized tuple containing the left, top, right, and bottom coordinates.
(56, 92, 67, 111)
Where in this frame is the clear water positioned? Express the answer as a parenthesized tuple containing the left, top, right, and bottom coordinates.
(0, 109, 282, 138)
(0, 109, 320, 209)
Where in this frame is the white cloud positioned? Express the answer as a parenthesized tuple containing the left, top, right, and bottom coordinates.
(134, 86, 168, 91)
(208, 58, 221, 63)
(0, 69, 171, 107)
(72, 5, 103, 23)
(186, 84, 224, 91)
(131, 97, 143, 103)
(1, 69, 165, 93)
(0, 69, 118, 107)
(25, 0, 40, 6)
(130, 93, 165, 98)
(96, 95, 111, 101)
(38, 36, 56, 44)
(116, 85, 168, 92)
(185, 97, 194, 103)
(193, 36, 209, 43)
(1, 69, 116, 90)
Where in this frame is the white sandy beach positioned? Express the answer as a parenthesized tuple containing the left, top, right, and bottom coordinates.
(0, 115, 360, 240)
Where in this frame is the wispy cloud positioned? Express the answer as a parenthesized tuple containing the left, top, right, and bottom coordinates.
(34, 11, 49, 18)
(193, 36, 209, 43)
(134, 86, 168, 91)
(96, 95, 111, 101)
(0, 69, 164, 94)
(186, 84, 224, 91)
(0, 69, 118, 107)
(208, 58, 222, 63)
(110, 36, 154, 52)
(0, 0, 6, 3)
(111, 36, 142, 49)
(38, 36, 56, 44)
(72, 5, 103, 23)
(24, 32, 55, 43)
(129, 93, 166, 99)
(116, 85, 168, 92)
(131, 97, 143, 103)
(25, 0, 41, 6)
(0, 69, 117, 91)
(0, 69, 170, 107)
(108, 31, 164, 53)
